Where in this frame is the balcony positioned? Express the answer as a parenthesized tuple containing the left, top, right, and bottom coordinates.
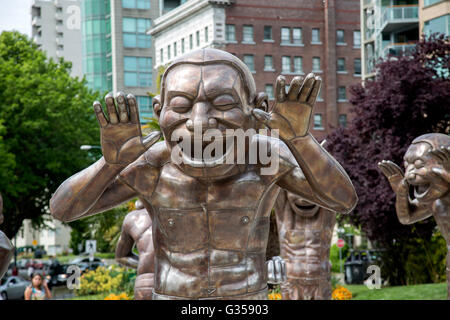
(32, 15, 41, 26)
(382, 43, 416, 57)
(380, 5, 419, 32)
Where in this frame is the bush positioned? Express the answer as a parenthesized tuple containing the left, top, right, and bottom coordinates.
(77, 265, 136, 297)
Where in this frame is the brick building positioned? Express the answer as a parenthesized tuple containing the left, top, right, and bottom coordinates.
(151, 0, 361, 140)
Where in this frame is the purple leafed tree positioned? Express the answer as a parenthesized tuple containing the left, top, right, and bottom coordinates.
(326, 34, 450, 285)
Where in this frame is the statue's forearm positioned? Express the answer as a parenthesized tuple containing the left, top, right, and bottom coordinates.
(116, 255, 139, 269)
(288, 134, 358, 214)
(50, 157, 126, 222)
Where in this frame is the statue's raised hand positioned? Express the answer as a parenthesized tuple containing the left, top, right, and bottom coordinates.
(252, 73, 321, 141)
(378, 160, 407, 195)
(93, 92, 161, 166)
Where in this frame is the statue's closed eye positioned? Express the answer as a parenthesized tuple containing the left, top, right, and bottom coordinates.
(170, 96, 192, 113)
(213, 94, 238, 111)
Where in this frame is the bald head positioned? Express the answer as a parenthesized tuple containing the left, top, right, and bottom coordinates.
(161, 48, 257, 106)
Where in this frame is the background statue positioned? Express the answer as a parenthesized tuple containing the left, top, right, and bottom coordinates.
(0, 194, 14, 280)
(274, 190, 336, 299)
(115, 200, 155, 300)
(50, 48, 357, 300)
(378, 133, 450, 299)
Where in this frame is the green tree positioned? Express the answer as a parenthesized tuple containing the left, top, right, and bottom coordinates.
(0, 31, 100, 238)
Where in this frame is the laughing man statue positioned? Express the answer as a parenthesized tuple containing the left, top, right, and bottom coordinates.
(50, 48, 357, 300)
(378, 133, 450, 299)
(0, 194, 14, 280)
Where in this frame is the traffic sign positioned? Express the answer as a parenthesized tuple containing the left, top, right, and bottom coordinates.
(337, 238, 345, 248)
(85, 240, 97, 254)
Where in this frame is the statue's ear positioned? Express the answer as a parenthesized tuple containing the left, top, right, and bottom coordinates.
(254, 92, 269, 112)
(152, 95, 162, 120)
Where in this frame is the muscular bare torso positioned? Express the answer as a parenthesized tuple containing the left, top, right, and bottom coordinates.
(274, 190, 335, 299)
(119, 141, 293, 299)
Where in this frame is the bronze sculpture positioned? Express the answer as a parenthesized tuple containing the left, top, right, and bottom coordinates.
(116, 200, 155, 300)
(50, 48, 357, 300)
(0, 194, 14, 280)
(378, 133, 450, 299)
(274, 190, 336, 299)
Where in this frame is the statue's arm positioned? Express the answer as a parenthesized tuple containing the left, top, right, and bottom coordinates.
(277, 135, 358, 214)
(49, 157, 137, 222)
(115, 227, 139, 269)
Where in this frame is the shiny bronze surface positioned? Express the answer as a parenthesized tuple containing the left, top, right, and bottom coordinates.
(116, 200, 154, 300)
(0, 194, 14, 280)
(274, 190, 336, 300)
(379, 133, 450, 299)
(50, 48, 357, 299)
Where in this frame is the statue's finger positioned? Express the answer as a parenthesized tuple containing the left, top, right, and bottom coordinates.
(105, 92, 119, 124)
(275, 75, 287, 103)
(93, 101, 108, 128)
(298, 73, 315, 102)
(127, 93, 140, 124)
(115, 92, 129, 123)
(307, 76, 322, 105)
(252, 109, 271, 125)
(287, 76, 303, 101)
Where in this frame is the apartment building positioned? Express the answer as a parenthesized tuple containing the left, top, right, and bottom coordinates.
(31, 0, 83, 78)
(361, 0, 420, 80)
(150, 0, 362, 140)
(420, 0, 450, 36)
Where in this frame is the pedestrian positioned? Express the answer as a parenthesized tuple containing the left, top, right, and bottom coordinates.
(11, 265, 18, 276)
(24, 273, 52, 300)
(27, 262, 34, 280)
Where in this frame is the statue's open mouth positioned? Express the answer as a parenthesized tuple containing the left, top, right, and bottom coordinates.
(409, 183, 430, 199)
(178, 136, 235, 168)
(291, 199, 319, 216)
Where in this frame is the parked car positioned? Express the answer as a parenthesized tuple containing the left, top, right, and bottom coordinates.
(0, 276, 30, 300)
(69, 256, 103, 265)
(45, 263, 69, 288)
(77, 261, 105, 274)
(16, 259, 29, 270)
(25, 260, 44, 270)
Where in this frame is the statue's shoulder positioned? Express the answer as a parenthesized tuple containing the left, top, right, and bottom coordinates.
(251, 134, 298, 169)
(142, 140, 171, 168)
(118, 141, 169, 192)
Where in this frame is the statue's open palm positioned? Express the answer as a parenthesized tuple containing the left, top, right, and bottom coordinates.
(93, 92, 160, 165)
(252, 73, 322, 141)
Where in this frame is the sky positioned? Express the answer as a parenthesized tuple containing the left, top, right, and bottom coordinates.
(0, 0, 33, 37)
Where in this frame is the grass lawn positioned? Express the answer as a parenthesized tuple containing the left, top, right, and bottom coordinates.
(346, 282, 447, 300)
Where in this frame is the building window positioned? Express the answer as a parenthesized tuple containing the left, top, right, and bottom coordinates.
(137, 95, 153, 117)
(167, 45, 171, 60)
(264, 55, 274, 71)
(281, 27, 290, 44)
(173, 42, 177, 57)
(225, 24, 236, 42)
(312, 57, 321, 72)
(264, 26, 272, 41)
(293, 56, 303, 74)
(265, 84, 274, 100)
(312, 28, 320, 43)
(243, 54, 255, 72)
(313, 114, 323, 130)
(339, 114, 347, 128)
(196, 30, 200, 46)
(181, 38, 185, 54)
(189, 34, 193, 49)
(292, 28, 302, 44)
(160, 48, 163, 63)
(423, 14, 450, 37)
(337, 29, 346, 44)
(317, 87, 323, 101)
(56, 7, 63, 13)
(354, 58, 361, 75)
(122, 0, 150, 9)
(205, 26, 209, 43)
(338, 86, 347, 101)
(353, 30, 361, 48)
(124, 56, 152, 87)
(57, 44, 64, 50)
(242, 25, 254, 43)
(282, 56, 291, 73)
(337, 58, 346, 72)
(123, 18, 151, 48)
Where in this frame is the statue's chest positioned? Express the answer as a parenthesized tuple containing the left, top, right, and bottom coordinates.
(148, 164, 273, 252)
